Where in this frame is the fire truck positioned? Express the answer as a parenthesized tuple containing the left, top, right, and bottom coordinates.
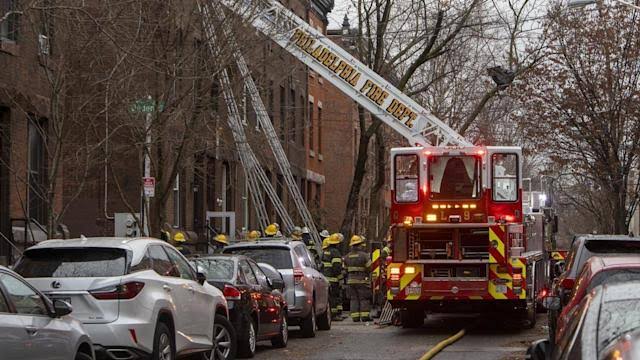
(388, 146, 546, 327)
(212, 0, 549, 328)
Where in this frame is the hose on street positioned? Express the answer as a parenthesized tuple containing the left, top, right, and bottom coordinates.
(418, 328, 466, 360)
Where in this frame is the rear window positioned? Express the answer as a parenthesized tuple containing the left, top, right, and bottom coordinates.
(223, 247, 293, 269)
(598, 299, 640, 352)
(15, 248, 128, 278)
(589, 269, 640, 292)
(191, 258, 235, 281)
(585, 240, 640, 254)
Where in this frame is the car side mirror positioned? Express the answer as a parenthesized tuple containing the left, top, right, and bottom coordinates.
(526, 339, 551, 360)
(270, 277, 285, 291)
(196, 272, 207, 285)
(53, 299, 73, 317)
(543, 296, 561, 311)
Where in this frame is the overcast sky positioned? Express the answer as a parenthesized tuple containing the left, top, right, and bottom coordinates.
(327, 0, 354, 30)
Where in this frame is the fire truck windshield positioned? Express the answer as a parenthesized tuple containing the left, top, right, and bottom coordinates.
(429, 155, 481, 200)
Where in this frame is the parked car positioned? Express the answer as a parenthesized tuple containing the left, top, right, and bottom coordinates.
(191, 255, 288, 358)
(551, 256, 640, 345)
(14, 237, 233, 360)
(548, 234, 640, 341)
(223, 239, 331, 337)
(0, 265, 95, 360)
(530, 281, 640, 359)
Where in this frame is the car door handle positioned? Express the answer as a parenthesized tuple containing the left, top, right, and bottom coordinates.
(25, 326, 38, 336)
(163, 285, 172, 292)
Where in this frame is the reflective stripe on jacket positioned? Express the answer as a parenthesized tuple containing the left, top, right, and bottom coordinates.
(344, 249, 370, 285)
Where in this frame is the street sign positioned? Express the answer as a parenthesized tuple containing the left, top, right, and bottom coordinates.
(143, 177, 155, 197)
(130, 98, 165, 113)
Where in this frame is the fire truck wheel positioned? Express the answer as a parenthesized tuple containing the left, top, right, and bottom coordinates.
(400, 307, 424, 328)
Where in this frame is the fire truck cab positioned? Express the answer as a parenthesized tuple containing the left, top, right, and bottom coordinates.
(388, 146, 544, 327)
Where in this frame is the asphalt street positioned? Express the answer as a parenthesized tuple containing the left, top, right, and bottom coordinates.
(253, 313, 547, 360)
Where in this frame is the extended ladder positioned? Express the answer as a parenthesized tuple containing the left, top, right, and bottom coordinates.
(217, 0, 472, 148)
(201, 6, 296, 233)
(202, 3, 322, 249)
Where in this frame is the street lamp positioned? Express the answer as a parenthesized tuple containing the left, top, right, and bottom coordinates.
(568, 0, 640, 10)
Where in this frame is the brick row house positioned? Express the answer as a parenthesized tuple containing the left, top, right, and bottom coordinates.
(1, 0, 378, 263)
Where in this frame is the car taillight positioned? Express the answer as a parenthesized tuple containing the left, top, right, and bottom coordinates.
(560, 278, 575, 290)
(223, 285, 241, 300)
(90, 281, 145, 300)
(294, 268, 304, 285)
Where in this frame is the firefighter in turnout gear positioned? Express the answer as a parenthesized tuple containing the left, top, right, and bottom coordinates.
(247, 230, 261, 241)
(264, 223, 279, 237)
(322, 233, 344, 321)
(172, 232, 191, 255)
(345, 235, 372, 322)
(291, 226, 303, 241)
(212, 234, 228, 253)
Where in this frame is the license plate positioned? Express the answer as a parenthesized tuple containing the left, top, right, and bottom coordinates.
(406, 287, 421, 295)
(495, 285, 508, 294)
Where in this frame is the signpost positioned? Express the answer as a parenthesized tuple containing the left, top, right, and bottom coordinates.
(130, 96, 164, 236)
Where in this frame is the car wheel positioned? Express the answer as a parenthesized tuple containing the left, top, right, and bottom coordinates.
(316, 299, 331, 331)
(300, 304, 316, 338)
(204, 314, 237, 360)
(237, 316, 257, 358)
(152, 322, 175, 360)
(271, 311, 288, 348)
(74, 351, 93, 360)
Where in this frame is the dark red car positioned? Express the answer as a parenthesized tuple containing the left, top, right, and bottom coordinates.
(190, 254, 288, 358)
(547, 235, 640, 341)
(552, 256, 640, 345)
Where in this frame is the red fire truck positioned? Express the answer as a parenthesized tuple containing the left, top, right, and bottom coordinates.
(388, 146, 546, 328)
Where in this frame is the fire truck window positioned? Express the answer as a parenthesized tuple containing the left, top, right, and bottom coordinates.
(395, 155, 419, 203)
(492, 154, 518, 202)
(429, 156, 480, 199)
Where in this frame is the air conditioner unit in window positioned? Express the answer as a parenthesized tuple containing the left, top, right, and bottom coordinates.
(38, 34, 50, 55)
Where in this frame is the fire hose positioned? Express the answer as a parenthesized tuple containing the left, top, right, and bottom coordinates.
(418, 329, 466, 360)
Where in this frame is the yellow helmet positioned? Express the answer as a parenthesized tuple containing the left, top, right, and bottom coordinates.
(327, 234, 342, 245)
(322, 238, 330, 249)
(265, 224, 278, 236)
(349, 235, 364, 247)
(248, 230, 261, 240)
(173, 232, 186, 243)
(215, 234, 229, 245)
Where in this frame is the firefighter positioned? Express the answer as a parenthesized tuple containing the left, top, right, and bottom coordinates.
(319, 229, 330, 239)
(264, 223, 279, 237)
(171, 232, 191, 255)
(212, 234, 229, 253)
(345, 234, 372, 322)
(247, 230, 261, 241)
(291, 226, 303, 241)
(322, 233, 344, 321)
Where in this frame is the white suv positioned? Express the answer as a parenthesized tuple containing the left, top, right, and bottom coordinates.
(15, 238, 230, 360)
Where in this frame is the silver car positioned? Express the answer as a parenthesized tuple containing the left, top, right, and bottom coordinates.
(0, 266, 95, 360)
(223, 239, 331, 337)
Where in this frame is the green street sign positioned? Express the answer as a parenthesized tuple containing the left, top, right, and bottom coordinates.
(130, 98, 165, 113)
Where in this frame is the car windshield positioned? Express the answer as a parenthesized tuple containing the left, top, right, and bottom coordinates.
(589, 269, 640, 292)
(191, 258, 235, 281)
(429, 155, 481, 200)
(223, 247, 293, 269)
(15, 248, 128, 278)
(598, 299, 640, 352)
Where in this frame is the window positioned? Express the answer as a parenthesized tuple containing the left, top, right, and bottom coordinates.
(0, 273, 48, 315)
(173, 174, 180, 227)
(492, 153, 518, 202)
(223, 247, 293, 269)
(395, 154, 419, 203)
(299, 95, 304, 145)
(15, 248, 128, 278)
(268, 81, 274, 123)
(315, 183, 321, 206)
(239, 260, 258, 285)
(429, 155, 481, 200)
(294, 245, 313, 267)
(317, 106, 322, 154)
(249, 261, 269, 288)
(308, 101, 314, 151)
(130, 251, 152, 273)
(164, 247, 195, 281)
(149, 245, 176, 277)
(0, 0, 19, 41)
(0, 288, 8, 313)
(28, 117, 47, 225)
(191, 258, 234, 281)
